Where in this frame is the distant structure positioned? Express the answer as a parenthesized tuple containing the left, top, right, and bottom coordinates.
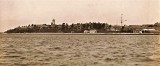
(51, 19, 55, 27)
(120, 14, 127, 26)
(142, 29, 159, 33)
(84, 29, 97, 33)
(89, 29, 97, 33)
(84, 30, 89, 33)
(121, 14, 123, 26)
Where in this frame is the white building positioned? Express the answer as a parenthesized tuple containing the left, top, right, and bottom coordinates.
(142, 29, 159, 33)
(84, 30, 89, 33)
(89, 29, 97, 33)
(84, 29, 97, 33)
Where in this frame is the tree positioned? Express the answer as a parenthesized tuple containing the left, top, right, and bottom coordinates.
(65, 23, 68, 30)
(154, 22, 160, 27)
(97, 22, 101, 29)
(71, 23, 74, 30)
(62, 23, 65, 31)
(101, 23, 105, 29)
(108, 25, 112, 31)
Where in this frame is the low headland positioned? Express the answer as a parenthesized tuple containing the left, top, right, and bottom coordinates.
(4, 19, 160, 35)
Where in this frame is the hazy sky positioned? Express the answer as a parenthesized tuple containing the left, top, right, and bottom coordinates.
(0, 0, 160, 32)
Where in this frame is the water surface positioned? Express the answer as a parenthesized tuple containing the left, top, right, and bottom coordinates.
(0, 34, 160, 66)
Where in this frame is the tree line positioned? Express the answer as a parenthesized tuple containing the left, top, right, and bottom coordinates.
(5, 22, 160, 33)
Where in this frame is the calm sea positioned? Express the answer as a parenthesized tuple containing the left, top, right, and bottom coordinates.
(0, 34, 160, 66)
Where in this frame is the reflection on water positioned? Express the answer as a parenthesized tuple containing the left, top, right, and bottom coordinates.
(0, 34, 160, 66)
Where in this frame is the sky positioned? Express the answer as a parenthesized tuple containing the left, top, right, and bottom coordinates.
(0, 0, 160, 32)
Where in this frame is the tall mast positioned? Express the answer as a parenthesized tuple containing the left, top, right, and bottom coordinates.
(121, 14, 123, 26)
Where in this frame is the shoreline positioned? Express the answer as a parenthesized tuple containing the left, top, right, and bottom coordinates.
(2, 33, 160, 35)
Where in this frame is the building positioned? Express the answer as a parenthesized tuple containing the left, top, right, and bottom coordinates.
(142, 29, 159, 33)
(20, 26, 28, 29)
(84, 29, 97, 33)
(132, 29, 142, 33)
(56, 25, 62, 30)
(89, 29, 97, 33)
(84, 30, 89, 33)
(33, 24, 49, 29)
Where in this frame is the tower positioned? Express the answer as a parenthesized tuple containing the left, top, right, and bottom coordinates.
(51, 19, 55, 27)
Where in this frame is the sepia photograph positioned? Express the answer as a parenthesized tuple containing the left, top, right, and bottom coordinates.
(0, 0, 160, 66)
